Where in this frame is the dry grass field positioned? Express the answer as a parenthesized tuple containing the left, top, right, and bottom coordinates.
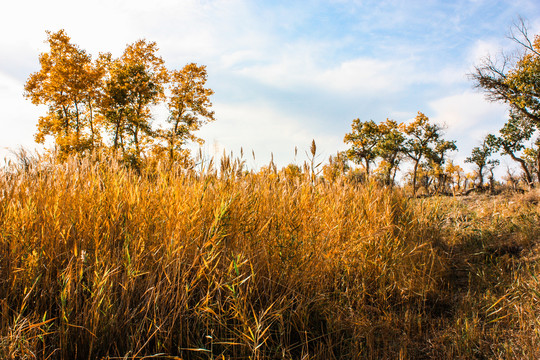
(0, 154, 539, 359)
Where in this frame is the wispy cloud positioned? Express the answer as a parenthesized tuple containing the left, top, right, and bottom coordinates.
(430, 91, 507, 131)
(195, 101, 344, 168)
(0, 72, 43, 158)
(428, 90, 508, 166)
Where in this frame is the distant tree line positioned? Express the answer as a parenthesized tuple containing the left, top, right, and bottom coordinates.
(332, 110, 539, 195)
(341, 113, 457, 194)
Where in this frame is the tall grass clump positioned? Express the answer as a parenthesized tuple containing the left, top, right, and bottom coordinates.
(0, 153, 479, 359)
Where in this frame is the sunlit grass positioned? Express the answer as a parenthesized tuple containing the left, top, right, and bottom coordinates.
(0, 154, 538, 359)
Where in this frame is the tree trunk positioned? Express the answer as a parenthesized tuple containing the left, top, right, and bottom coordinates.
(505, 146, 532, 186)
(412, 161, 419, 195)
(391, 165, 398, 187)
(364, 159, 370, 177)
(62, 105, 70, 137)
(113, 109, 123, 150)
(74, 100, 80, 147)
(134, 126, 140, 159)
(168, 132, 175, 163)
(88, 101, 95, 149)
(478, 165, 484, 188)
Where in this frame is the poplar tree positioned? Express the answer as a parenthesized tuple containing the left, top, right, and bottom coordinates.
(101, 39, 168, 162)
(344, 119, 380, 176)
(24, 30, 105, 156)
(158, 63, 215, 163)
(402, 112, 441, 195)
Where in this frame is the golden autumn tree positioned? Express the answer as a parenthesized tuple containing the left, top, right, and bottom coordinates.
(426, 139, 457, 194)
(445, 160, 464, 193)
(25, 31, 217, 165)
(281, 163, 303, 183)
(100, 39, 168, 162)
(471, 19, 540, 126)
(401, 112, 442, 195)
(24, 30, 105, 156)
(465, 136, 500, 188)
(322, 151, 350, 182)
(343, 119, 380, 176)
(156, 63, 215, 163)
(375, 119, 405, 186)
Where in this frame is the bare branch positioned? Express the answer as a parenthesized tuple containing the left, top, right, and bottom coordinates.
(508, 16, 540, 56)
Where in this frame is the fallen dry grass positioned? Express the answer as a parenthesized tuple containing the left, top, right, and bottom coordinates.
(0, 155, 538, 359)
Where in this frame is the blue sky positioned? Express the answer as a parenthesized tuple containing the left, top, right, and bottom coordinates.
(1, 0, 540, 173)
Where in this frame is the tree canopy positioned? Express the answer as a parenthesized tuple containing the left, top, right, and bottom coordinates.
(24, 30, 105, 155)
(343, 114, 456, 191)
(465, 136, 500, 188)
(25, 30, 214, 166)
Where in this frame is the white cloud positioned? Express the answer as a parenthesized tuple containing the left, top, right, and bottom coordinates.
(193, 101, 344, 168)
(0, 72, 43, 159)
(467, 39, 505, 64)
(318, 58, 409, 93)
(428, 90, 508, 173)
(226, 14, 475, 99)
(220, 50, 263, 69)
(237, 54, 429, 98)
(429, 91, 507, 133)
